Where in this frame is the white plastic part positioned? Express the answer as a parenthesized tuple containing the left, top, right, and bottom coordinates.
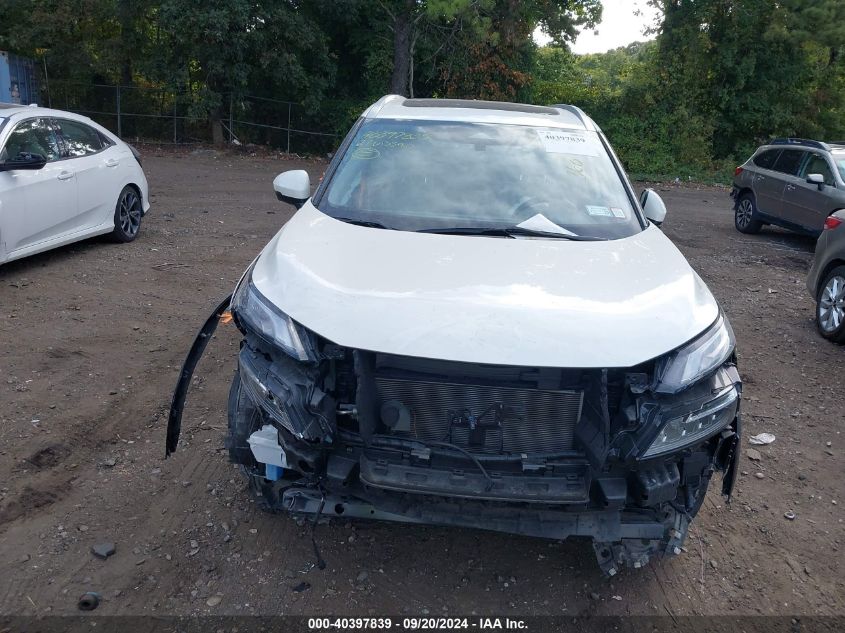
(273, 170, 310, 203)
(749, 433, 776, 445)
(640, 188, 667, 225)
(247, 425, 289, 468)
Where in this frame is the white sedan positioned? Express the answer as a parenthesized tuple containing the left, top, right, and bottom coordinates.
(0, 103, 150, 265)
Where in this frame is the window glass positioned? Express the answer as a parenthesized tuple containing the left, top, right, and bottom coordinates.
(753, 149, 779, 169)
(54, 118, 103, 157)
(1, 118, 60, 162)
(321, 119, 642, 240)
(772, 149, 805, 176)
(830, 150, 845, 182)
(800, 152, 835, 185)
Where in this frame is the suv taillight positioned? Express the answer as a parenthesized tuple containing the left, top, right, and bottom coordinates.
(824, 216, 843, 231)
(734, 166, 744, 177)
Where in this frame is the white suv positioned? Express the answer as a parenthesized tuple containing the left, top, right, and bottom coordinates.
(168, 96, 742, 575)
(0, 103, 150, 265)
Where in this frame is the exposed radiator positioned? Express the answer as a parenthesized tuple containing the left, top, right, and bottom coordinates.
(374, 376, 583, 454)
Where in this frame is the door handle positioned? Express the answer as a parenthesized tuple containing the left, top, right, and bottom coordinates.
(57, 171, 74, 181)
(105, 158, 119, 168)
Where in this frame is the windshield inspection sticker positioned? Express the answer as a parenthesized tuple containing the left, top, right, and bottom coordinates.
(537, 130, 599, 156)
(586, 205, 613, 217)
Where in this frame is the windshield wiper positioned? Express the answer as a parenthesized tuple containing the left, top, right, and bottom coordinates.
(417, 226, 607, 241)
(332, 217, 395, 230)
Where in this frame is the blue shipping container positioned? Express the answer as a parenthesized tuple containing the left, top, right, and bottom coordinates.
(0, 51, 40, 105)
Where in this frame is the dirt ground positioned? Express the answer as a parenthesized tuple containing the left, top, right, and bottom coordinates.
(0, 146, 842, 619)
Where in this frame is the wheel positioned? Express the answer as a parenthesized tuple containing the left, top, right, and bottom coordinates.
(734, 193, 763, 234)
(111, 185, 142, 242)
(816, 265, 845, 342)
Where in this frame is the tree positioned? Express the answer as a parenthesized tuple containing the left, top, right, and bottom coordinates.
(154, 0, 333, 143)
(373, 0, 600, 97)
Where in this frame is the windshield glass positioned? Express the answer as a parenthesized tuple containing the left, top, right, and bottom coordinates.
(320, 119, 642, 239)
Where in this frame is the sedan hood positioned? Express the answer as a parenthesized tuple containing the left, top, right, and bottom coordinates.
(251, 204, 719, 368)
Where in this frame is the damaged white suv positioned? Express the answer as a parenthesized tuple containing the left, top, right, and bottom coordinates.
(167, 97, 742, 575)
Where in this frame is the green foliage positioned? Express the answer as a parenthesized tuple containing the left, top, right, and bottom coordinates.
(2, 0, 844, 176)
(529, 0, 845, 182)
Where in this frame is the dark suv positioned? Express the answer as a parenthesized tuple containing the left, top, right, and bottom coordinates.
(731, 138, 845, 236)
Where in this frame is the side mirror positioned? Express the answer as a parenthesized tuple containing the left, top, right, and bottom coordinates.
(807, 173, 825, 190)
(0, 152, 47, 172)
(640, 188, 667, 226)
(273, 170, 310, 209)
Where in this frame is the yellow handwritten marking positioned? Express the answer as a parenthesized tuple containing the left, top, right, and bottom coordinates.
(566, 158, 585, 177)
(351, 146, 380, 160)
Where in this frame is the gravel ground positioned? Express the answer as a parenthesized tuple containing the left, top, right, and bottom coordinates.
(0, 146, 842, 618)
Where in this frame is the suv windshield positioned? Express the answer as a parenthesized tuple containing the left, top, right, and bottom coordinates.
(320, 119, 643, 240)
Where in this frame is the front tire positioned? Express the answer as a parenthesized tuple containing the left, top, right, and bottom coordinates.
(735, 193, 763, 234)
(111, 185, 142, 242)
(816, 265, 845, 342)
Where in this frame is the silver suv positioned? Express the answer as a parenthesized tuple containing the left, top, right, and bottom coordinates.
(731, 138, 845, 236)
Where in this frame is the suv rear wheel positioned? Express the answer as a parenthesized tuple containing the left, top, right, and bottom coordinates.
(735, 193, 763, 234)
(817, 265, 845, 342)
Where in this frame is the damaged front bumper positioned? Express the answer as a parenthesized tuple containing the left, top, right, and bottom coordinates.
(167, 297, 742, 576)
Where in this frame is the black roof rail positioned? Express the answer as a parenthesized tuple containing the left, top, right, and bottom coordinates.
(769, 137, 830, 151)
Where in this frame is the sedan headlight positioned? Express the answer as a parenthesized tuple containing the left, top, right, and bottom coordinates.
(654, 313, 735, 394)
(642, 385, 738, 458)
(231, 269, 317, 362)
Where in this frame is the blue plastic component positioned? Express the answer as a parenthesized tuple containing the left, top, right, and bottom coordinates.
(0, 52, 40, 104)
(265, 464, 282, 481)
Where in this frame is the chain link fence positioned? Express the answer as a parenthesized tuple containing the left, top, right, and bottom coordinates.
(44, 82, 338, 154)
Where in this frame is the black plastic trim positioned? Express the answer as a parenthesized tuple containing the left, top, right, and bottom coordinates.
(165, 294, 232, 456)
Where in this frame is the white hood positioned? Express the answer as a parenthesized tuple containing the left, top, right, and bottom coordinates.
(251, 203, 719, 368)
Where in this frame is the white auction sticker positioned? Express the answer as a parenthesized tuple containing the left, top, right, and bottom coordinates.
(586, 205, 613, 217)
(537, 129, 600, 156)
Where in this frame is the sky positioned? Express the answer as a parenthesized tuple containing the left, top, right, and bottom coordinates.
(535, 0, 660, 55)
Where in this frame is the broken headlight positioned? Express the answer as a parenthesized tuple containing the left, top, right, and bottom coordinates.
(231, 269, 317, 362)
(642, 384, 738, 458)
(654, 313, 735, 394)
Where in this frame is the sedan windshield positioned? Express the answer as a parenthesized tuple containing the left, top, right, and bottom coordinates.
(320, 119, 643, 240)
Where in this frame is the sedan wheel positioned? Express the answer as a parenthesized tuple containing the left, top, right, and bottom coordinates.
(817, 266, 845, 342)
(111, 186, 142, 242)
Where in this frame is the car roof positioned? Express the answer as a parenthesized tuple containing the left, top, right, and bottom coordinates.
(363, 95, 598, 131)
(0, 103, 96, 120)
(0, 104, 117, 142)
(761, 138, 845, 153)
(0, 102, 29, 115)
